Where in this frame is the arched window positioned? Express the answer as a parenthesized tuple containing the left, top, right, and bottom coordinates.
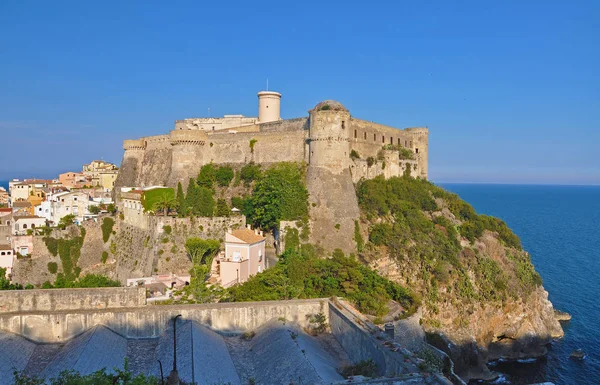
(1, 252, 5, 255)
(373, 133, 376, 141)
(23, 224, 28, 229)
(32, 224, 36, 228)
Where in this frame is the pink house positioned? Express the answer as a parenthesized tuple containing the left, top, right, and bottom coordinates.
(218, 226, 266, 287)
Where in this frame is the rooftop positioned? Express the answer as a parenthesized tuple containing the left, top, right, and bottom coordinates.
(229, 228, 266, 244)
(311, 100, 348, 113)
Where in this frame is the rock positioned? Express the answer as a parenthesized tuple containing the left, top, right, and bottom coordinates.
(569, 349, 585, 360)
(554, 309, 571, 322)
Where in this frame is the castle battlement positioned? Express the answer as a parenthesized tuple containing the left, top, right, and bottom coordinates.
(118, 90, 428, 187)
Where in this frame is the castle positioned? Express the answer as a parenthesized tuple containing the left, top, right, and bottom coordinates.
(116, 91, 429, 251)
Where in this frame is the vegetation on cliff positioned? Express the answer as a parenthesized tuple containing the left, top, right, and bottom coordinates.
(223, 245, 419, 317)
(355, 175, 542, 325)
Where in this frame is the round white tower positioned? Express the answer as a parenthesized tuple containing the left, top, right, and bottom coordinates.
(257, 91, 281, 123)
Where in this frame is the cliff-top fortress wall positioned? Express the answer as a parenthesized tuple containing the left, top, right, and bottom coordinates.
(116, 91, 429, 252)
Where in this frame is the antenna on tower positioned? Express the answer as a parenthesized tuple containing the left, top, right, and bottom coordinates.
(266, 78, 269, 91)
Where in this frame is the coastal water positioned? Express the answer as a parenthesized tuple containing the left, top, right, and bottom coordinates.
(442, 184, 600, 385)
(0, 180, 7, 191)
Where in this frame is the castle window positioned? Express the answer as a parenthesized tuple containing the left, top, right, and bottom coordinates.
(416, 148, 419, 153)
(390, 137, 393, 144)
(398, 138, 401, 145)
(382, 135, 385, 143)
(354, 129, 357, 139)
(212, 126, 215, 131)
(342, 121, 345, 129)
(373, 133, 376, 141)
(405, 140, 408, 147)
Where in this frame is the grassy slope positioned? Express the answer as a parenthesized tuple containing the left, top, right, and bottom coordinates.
(356, 176, 542, 327)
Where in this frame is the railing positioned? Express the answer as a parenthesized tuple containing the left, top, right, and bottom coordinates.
(221, 278, 239, 288)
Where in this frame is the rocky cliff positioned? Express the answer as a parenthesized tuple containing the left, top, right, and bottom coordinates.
(355, 176, 563, 381)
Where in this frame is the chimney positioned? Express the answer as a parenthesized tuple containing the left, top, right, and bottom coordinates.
(247, 224, 251, 230)
(254, 229, 258, 235)
(260, 230, 264, 237)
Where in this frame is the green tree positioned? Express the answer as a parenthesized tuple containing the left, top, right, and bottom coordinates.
(74, 274, 121, 288)
(197, 187, 215, 217)
(215, 198, 230, 217)
(88, 205, 101, 215)
(176, 181, 187, 217)
(185, 178, 200, 216)
(0, 267, 23, 290)
(57, 214, 76, 230)
(249, 162, 308, 231)
(152, 193, 177, 216)
(197, 163, 216, 188)
(215, 166, 234, 187)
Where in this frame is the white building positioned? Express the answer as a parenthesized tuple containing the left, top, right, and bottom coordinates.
(13, 216, 46, 235)
(0, 244, 14, 277)
(48, 191, 93, 224)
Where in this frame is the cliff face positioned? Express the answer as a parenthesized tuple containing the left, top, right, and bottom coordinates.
(355, 176, 563, 381)
(12, 215, 244, 285)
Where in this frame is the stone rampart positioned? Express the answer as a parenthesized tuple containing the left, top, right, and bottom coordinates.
(0, 287, 146, 313)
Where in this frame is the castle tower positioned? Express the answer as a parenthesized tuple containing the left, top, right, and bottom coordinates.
(308, 100, 352, 173)
(257, 91, 281, 123)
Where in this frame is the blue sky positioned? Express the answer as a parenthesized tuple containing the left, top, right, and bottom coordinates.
(0, 0, 598, 184)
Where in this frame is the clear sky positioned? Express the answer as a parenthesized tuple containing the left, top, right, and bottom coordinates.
(0, 0, 598, 184)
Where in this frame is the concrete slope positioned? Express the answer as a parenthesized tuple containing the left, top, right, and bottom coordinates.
(41, 325, 127, 380)
(152, 320, 240, 385)
(248, 319, 339, 385)
(0, 330, 37, 385)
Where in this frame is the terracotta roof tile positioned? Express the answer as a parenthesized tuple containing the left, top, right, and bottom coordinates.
(230, 229, 265, 244)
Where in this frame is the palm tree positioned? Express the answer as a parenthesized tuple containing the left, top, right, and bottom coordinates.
(153, 193, 177, 216)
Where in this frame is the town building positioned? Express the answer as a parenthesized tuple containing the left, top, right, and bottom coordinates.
(48, 191, 94, 224)
(216, 226, 266, 287)
(0, 187, 8, 206)
(11, 235, 33, 256)
(0, 244, 14, 277)
(12, 201, 33, 217)
(59, 172, 87, 189)
(83, 160, 119, 190)
(12, 216, 46, 235)
(9, 179, 50, 205)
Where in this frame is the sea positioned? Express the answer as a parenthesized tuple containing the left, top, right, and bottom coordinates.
(442, 184, 600, 385)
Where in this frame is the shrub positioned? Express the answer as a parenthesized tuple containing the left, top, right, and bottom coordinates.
(366, 157, 376, 167)
(101, 251, 108, 264)
(354, 220, 364, 252)
(47, 262, 58, 274)
(350, 149, 360, 160)
(162, 225, 172, 235)
(341, 360, 378, 378)
(369, 223, 393, 245)
(240, 162, 262, 185)
(249, 138, 258, 153)
(101, 217, 115, 243)
(225, 246, 419, 317)
(215, 166, 234, 187)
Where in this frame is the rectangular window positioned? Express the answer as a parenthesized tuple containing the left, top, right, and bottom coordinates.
(390, 137, 393, 144)
(364, 132, 367, 140)
(342, 121, 346, 129)
(398, 138, 401, 145)
(374, 133, 377, 141)
(354, 129, 357, 138)
(382, 136, 385, 143)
